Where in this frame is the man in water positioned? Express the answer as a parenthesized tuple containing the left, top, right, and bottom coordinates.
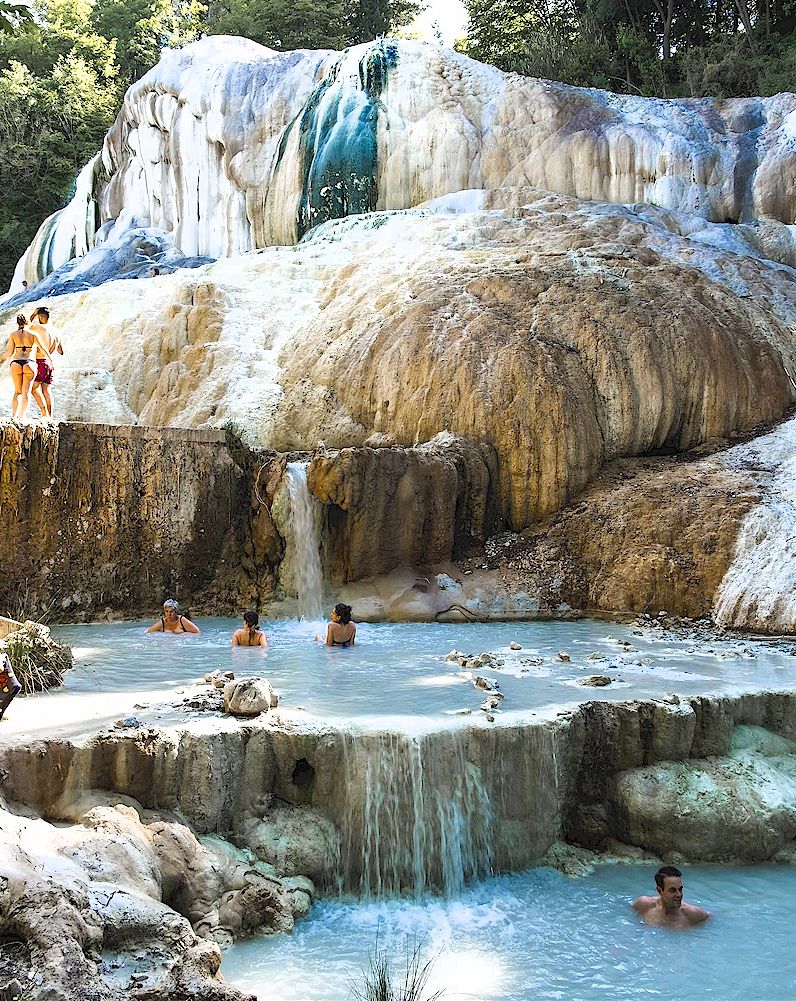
(633, 865, 710, 927)
(0, 653, 21, 722)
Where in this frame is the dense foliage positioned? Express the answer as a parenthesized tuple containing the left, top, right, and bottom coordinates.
(0, 0, 418, 288)
(462, 0, 796, 98)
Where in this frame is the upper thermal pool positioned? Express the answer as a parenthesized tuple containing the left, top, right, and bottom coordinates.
(6, 617, 795, 740)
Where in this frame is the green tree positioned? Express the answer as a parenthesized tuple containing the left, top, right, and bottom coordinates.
(462, 0, 796, 97)
(93, 0, 205, 83)
(204, 0, 421, 49)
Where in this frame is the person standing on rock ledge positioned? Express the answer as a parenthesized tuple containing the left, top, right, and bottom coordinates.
(633, 865, 710, 927)
(0, 653, 22, 722)
(232, 610, 268, 647)
(146, 599, 200, 634)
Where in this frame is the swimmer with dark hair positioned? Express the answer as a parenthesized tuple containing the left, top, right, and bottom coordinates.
(633, 865, 710, 927)
(146, 598, 200, 634)
(315, 603, 356, 647)
(232, 610, 268, 647)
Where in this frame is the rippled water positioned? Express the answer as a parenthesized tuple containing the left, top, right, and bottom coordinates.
(222, 863, 796, 1001)
(49, 618, 796, 724)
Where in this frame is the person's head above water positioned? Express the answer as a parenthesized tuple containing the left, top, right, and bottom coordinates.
(243, 610, 259, 629)
(332, 603, 352, 624)
(654, 865, 683, 909)
(30, 307, 49, 323)
(163, 598, 179, 616)
(15, 313, 26, 328)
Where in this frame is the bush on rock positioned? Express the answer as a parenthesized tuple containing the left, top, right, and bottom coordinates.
(0, 621, 72, 692)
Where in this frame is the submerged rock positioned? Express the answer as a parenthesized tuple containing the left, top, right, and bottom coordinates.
(579, 676, 612, 687)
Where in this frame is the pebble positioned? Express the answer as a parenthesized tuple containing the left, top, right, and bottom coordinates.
(485, 714, 495, 722)
(114, 716, 141, 728)
(555, 651, 571, 662)
(509, 641, 522, 650)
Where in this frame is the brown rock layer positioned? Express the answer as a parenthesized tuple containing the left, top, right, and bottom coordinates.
(483, 445, 762, 618)
(0, 422, 285, 619)
(308, 434, 498, 581)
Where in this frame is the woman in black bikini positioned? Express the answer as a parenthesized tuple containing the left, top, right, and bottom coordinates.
(316, 603, 356, 647)
(146, 598, 200, 634)
(231, 610, 268, 647)
(0, 314, 52, 419)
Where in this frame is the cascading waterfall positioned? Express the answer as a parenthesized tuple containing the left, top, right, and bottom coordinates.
(285, 461, 325, 620)
(338, 730, 494, 899)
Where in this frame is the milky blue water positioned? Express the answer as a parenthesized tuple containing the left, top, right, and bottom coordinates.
(51, 618, 796, 724)
(222, 863, 795, 1001)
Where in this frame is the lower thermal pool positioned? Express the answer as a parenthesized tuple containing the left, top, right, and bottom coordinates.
(41, 617, 796, 730)
(222, 863, 796, 1001)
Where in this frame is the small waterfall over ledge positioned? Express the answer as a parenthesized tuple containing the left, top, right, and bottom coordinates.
(285, 461, 325, 620)
(335, 725, 561, 899)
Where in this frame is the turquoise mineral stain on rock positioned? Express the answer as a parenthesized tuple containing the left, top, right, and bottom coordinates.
(275, 41, 399, 240)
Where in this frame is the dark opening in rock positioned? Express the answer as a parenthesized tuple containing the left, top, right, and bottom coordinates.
(292, 758, 315, 788)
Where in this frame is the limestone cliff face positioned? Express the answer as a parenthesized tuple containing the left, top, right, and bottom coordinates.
(0, 422, 284, 618)
(13, 37, 796, 286)
(307, 433, 498, 581)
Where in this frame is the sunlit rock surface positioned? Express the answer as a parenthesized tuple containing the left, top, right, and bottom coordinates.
(0, 789, 317, 999)
(13, 36, 796, 285)
(8, 190, 796, 528)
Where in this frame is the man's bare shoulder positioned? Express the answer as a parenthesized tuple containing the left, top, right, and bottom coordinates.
(631, 895, 658, 913)
(682, 902, 710, 923)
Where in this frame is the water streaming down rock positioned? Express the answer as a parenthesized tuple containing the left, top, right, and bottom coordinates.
(338, 729, 495, 899)
(285, 461, 325, 620)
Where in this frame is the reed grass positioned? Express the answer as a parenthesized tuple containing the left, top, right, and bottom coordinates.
(349, 939, 444, 1001)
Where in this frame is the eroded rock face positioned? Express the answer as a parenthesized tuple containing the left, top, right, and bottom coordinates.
(0, 422, 285, 618)
(0, 792, 314, 1000)
(14, 37, 796, 285)
(307, 433, 497, 580)
(610, 725, 796, 861)
(5, 690, 796, 901)
(8, 193, 796, 533)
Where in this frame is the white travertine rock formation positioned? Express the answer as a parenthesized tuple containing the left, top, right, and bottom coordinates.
(713, 416, 796, 633)
(611, 725, 796, 860)
(223, 677, 278, 716)
(12, 36, 796, 286)
(9, 190, 796, 528)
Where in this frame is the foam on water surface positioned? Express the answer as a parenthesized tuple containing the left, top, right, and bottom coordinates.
(222, 863, 796, 1001)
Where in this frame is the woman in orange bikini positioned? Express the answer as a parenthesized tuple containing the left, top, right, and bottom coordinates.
(0, 314, 52, 419)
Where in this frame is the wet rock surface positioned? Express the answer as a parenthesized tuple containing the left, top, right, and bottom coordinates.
(0, 791, 313, 1000)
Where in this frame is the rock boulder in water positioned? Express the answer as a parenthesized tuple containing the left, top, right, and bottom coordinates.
(610, 725, 796, 860)
(223, 677, 278, 716)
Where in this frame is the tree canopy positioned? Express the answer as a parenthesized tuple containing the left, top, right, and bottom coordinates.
(462, 0, 796, 98)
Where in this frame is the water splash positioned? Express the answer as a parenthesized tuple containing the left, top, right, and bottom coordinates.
(339, 730, 494, 899)
(285, 461, 325, 621)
